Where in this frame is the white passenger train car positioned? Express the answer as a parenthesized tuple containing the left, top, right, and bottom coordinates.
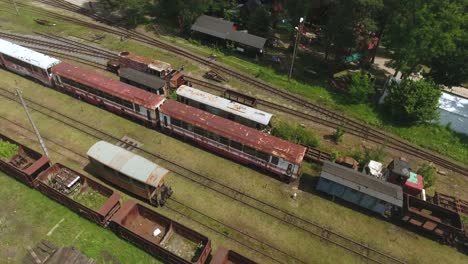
(176, 85, 273, 131)
(0, 38, 61, 86)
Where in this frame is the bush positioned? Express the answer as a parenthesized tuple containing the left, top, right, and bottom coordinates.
(384, 79, 442, 124)
(330, 151, 340, 162)
(417, 163, 437, 188)
(350, 145, 386, 167)
(348, 71, 374, 103)
(271, 121, 319, 147)
(0, 140, 18, 160)
(331, 125, 346, 143)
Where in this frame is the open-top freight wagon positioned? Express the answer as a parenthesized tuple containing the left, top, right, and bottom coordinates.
(210, 247, 257, 264)
(35, 163, 122, 226)
(110, 200, 212, 264)
(0, 134, 50, 187)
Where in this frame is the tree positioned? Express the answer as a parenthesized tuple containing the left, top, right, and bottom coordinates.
(417, 163, 436, 188)
(154, 0, 212, 32)
(247, 7, 272, 38)
(117, 0, 151, 27)
(384, 79, 442, 124)
(385, 0, 466, 76)
(348, 71, 374, 103)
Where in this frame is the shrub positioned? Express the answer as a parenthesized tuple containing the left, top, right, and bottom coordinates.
(349, 145, 386, 167)
(331, 125, 346, 143)
(330, 151, 340, 162)
(271, 121, 319, 147)
(0, 140, 18, 160)
(417, 163, 437, 188)
(348, 71, 374, 103)
(384, 79, 442, 125)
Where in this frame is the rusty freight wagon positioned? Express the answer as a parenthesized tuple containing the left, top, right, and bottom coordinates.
(0, 134, 50, 187)
(87, 141, 173, 207)
(110, 200, 212, 264)
(210, 247, 257, 264)
(401, 194, 465, 245)
(35, 163, 122, 226)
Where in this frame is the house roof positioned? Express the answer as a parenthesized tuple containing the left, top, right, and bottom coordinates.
(176, 85, 272, 126)
(0, 38, 61, 70)
(191, 15, 267, 50)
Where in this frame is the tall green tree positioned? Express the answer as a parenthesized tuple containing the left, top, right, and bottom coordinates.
(155, 0, 212, 31)
(384, 79, 442, 124)
(385, 0, 466, 76)
(247, 7, 272, 38)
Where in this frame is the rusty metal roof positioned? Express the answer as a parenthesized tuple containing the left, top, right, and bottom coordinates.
(51, 63, 165, 109)
(321, 161, 403, 207)
(176, 85, 272, 125)
(0, 38, 61, 69)
(120, 53, 172, 73)
(87, 141, 169, 188)
(160, 100, 306, 164)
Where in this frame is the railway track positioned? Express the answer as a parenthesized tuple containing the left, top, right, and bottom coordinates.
(0, 86, 405, 264)
(25, 0, 468, 178)
(0, 90, 301, 264)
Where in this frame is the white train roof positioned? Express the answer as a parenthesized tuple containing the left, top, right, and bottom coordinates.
(87, 141, 169, 188)
(177, 85, 273, 126)
(0, 38, 61, 69)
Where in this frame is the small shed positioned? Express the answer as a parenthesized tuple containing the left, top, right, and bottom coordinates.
(191, 15, 267, 54)
(438, 92, 468, 135)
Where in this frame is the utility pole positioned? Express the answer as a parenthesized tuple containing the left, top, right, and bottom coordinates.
(12, 0, 20, 16)
(16, 89, 50, 161)
(288, 17, 304, 82)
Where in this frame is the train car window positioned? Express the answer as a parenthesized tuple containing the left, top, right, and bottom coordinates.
(187, 123, 194, 132)
(172, 118, 181, 127)
(134, 104, 140, 112)
(132, 179, 146, 189)
(207, 132, 219, 141)
(271, 156, 279, 165)
(230, 141, 243, 151)
(194, 126, 205, 136)
(181, 121, 188, 130)
(219, 136, 229, 145)
(257, 151, 270, 162)
(243, 145, 256, 156)
(116, 172, 130, 183)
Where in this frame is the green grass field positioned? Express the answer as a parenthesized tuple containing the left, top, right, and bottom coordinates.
(0, 68, 467, 263)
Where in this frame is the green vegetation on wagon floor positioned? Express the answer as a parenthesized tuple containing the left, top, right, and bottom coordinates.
(0, 139, 18, 160)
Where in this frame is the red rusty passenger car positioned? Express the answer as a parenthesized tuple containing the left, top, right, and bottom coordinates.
(159, 100, 306, 181)
(0, 134, 50, 187)
(51, 62, 166, 127)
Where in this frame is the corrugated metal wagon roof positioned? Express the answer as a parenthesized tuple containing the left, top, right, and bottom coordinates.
(160, 100, 306, 164)
(321, 161, 403, 207)
(176, 85, 272, 125)
(87, 141, 169, 187)
(119, 67, 166, 90)
(0, 38, 61, 69)
(51, 62, 166, 109)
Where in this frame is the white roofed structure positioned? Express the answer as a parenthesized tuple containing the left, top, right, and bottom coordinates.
(0, 38, 61, 70)
(177, 85, 273, 126)
(438, 92, 468, 135)
(87, 141, 169, 188)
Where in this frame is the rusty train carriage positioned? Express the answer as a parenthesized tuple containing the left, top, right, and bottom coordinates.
(117, 52, 173, 79)
(159, 100, 306, 181)
(210, 247, 257, 264)
(87, 141, 172, 207)
(402, 195, 466, 244)
(36, 163, 122, 226)
(0, 134, 50, 187)
(119, 67, 167, 96)
(176, 85, 272, 131)
(110, 200, 212, 264)
(223, 89, 257, 107)
(0, 38, 61, 86)
(51, 62, 165, 127)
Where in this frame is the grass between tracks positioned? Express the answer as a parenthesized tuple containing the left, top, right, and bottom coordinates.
(3, 0, 468, 168)
(1, 69, 468, 263)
